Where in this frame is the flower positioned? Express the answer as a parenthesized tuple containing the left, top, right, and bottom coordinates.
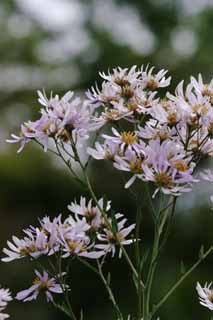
(0, 287, 12, 320)
(68, 197, 110, 230)
(7, 90, 92, 153)
(16, 270, 64, 302)
(141, 65, 171, 89)
(96, 214, 135, 257)
(196, 282, 213, 310)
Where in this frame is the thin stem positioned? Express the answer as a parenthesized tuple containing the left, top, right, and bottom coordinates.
(144, 194, 177, 320)
(144, 183, 157, 221)
(152, 246, 213, 316)
(97, 260, 123, 319)
(135, 203, 143, 319)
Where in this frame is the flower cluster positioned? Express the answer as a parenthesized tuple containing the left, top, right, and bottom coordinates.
(7, 65, 213, 197)
(7, 91, 92, 153)
(0, 287, 12, 320)
(87, 66, 213, 196)
(2, 198, 135, 262)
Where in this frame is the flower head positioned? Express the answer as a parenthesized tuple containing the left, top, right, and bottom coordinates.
(0, 288, 12, 320)
(196, 282, 213, 310)
(16, 270, 64, 302)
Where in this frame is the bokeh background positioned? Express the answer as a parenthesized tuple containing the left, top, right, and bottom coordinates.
(1, 0, 213, 319)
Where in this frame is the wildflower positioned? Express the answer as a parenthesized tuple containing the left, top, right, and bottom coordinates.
(0, 288, 12, 320)
(2, 230, 49, 262)
(16, 270, 64, 302)
(141, 66, 171, 89)
(114, 148, 145, 188)
(102, 128, 140, 154)
(68, 197, 110, 230)
(87, 141, 120, 161)
(59, 217, 105, 259)
(96, 214, 135, 257)
(196, 282, 213, 310)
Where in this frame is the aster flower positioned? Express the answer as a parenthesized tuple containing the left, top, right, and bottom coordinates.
(7, 90, 92, 153)
(142, 139, 197, 197)
(96, 214, 135, 258)
(87, 141, 120, 161)
(59, 216, 105, 259)
(114, 148, 145, 188)
(99, 66, 140, 87)
(16, 270, 64, 302)
(0, 288, 12, 320)
(196, 282, 213, 310)
(2, 231, 48, 262)
(68, 197, 110, 230)
(141, 66, 171, 90)
(191, 74, 213, 103)
(102, 127, 140, 154)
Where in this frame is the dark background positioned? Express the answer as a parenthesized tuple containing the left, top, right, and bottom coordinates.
(1, 0, 213, 319)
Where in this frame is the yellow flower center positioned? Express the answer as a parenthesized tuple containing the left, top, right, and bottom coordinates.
(121, 85, 134, 99)
(127, 102, 139, 112)
(121, 131, 138, 145)
(155, 172, 173, 187)
(106, 110, 120, 121)
(114, 77, 130, 86)
(146, 78, 158, 90)
(33, 278, 50, 290)
(167, 112, 178, 125)
(173, 160, 188, 172)
(208, 291, 213, 303)
(130, 158, 143, 173)
(67, 240, 86, 253)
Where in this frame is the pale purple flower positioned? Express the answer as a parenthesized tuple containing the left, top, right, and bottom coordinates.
(0, 288, 12, 320)
(59, 217, 104, 259)
(87, 141, 120, 161)
(102, 127, 140, 154)
(141, 66, 171, 89)
(96, 214, 135, 258)
(196, 282, 213, 310)
(68, 197, 110, 230)
(142, 139, 197, 197)
(99, 66, 140, 86)
(16, 270, 64, 302)
(114, 148, 145, 188)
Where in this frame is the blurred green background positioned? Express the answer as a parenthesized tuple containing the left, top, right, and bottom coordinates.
(1, 0, 213, 319)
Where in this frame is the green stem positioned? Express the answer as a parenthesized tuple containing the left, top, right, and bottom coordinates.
(135, 204, 143, 319)
(152, 246, 213, 317)
(143, 195, 176, 320)
(97, 260, 123, 319)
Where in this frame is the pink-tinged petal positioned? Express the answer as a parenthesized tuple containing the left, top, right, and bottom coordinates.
(79, 251, 105, 259)
(16, 284, 39, 301)
(45, 291, 53, 302)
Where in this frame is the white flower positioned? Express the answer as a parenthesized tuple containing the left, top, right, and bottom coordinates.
(196, 282, 213, 310)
